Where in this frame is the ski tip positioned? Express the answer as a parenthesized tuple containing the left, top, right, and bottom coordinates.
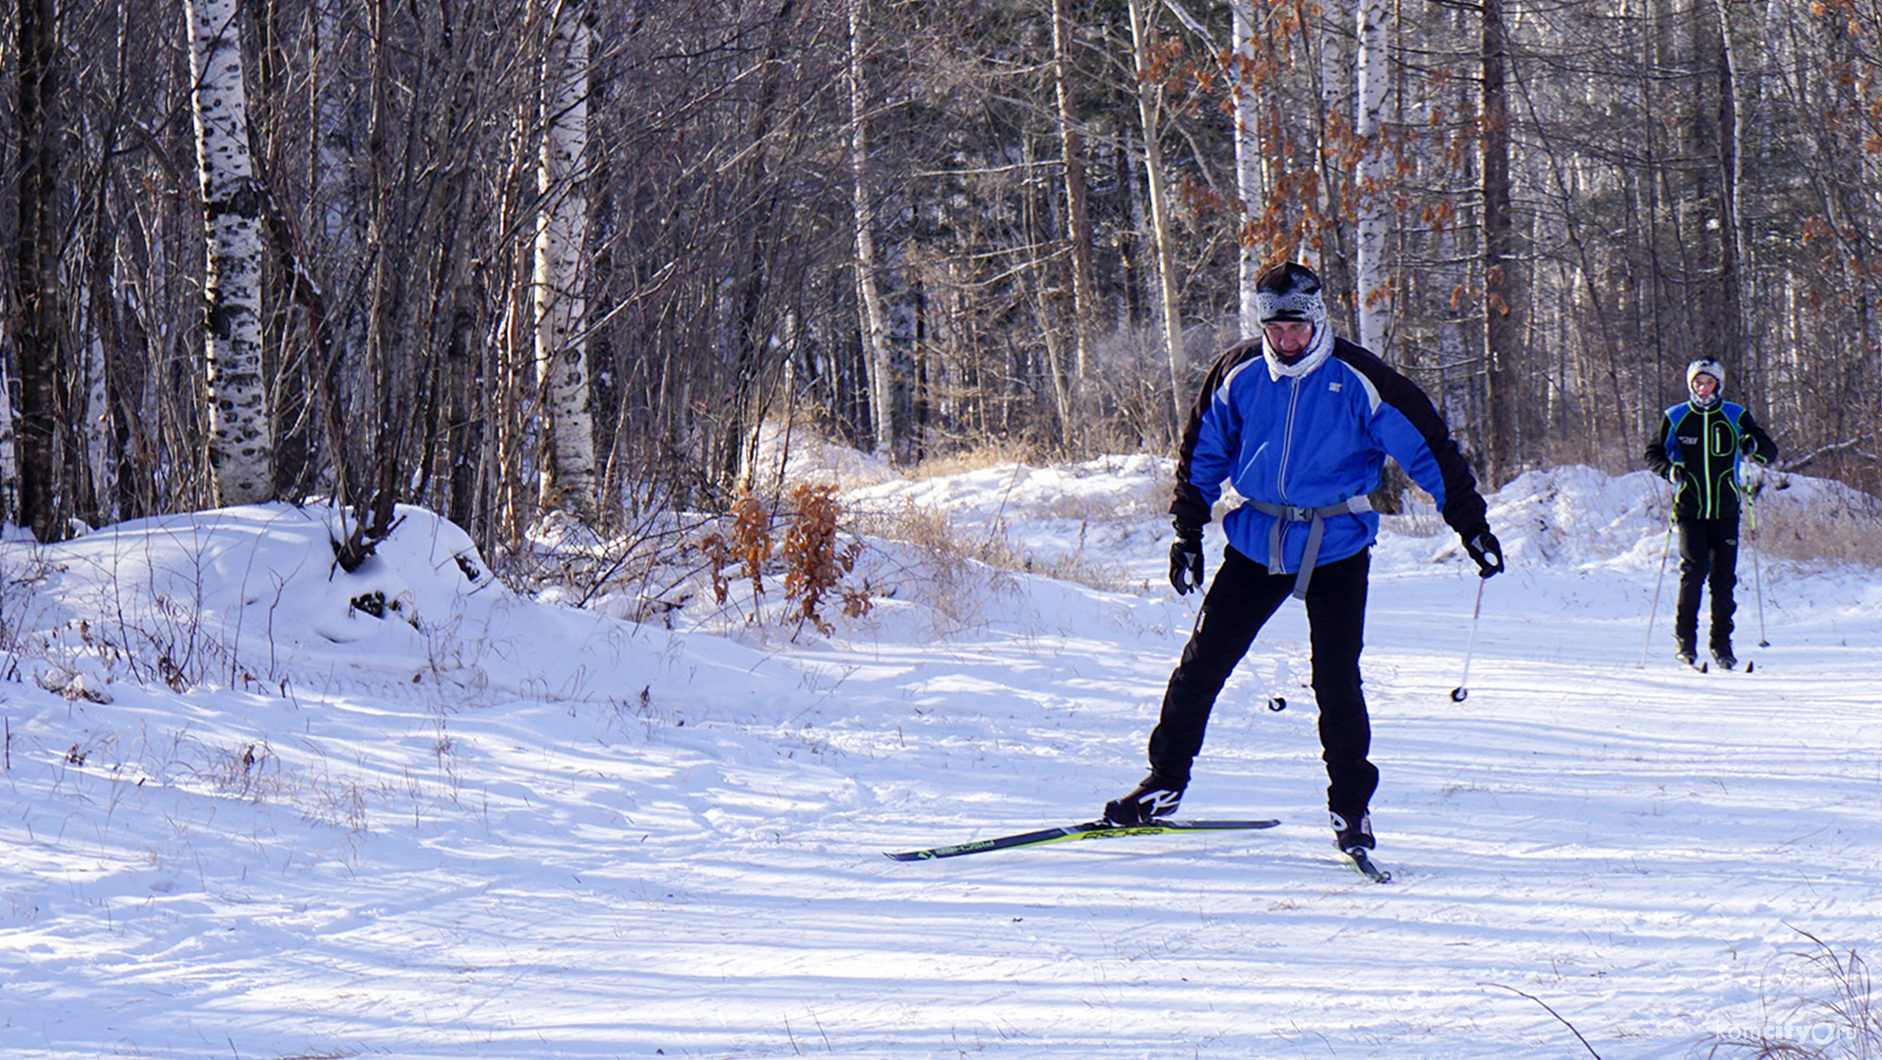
(1746, 660, 1756, 673)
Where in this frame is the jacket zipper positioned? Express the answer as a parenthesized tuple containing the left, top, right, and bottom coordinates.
(1277, 375, 1302, 506)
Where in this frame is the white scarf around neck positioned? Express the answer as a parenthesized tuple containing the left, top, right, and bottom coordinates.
(1264, 323, 1335, 381)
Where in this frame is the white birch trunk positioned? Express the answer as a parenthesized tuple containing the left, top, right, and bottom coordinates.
(86, 328, 107, 522)
(187, 0, 272, 505)
(535, 2, 598, 521)
(1231, 0, 1261, 338)
(850, 0, 894, 459)
(0, 311, 15, 524)
(1052, 0, 1096, 379)
(1354, 0, 1393, 358)
(1316, 0, 1347, 284)
(317, 3, 353, 271)
(1714, 0, 1756, 371)
(1128, 0, 1186, 431)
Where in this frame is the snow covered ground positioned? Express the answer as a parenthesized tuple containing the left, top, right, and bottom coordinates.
(2, 457, 1878, 1059)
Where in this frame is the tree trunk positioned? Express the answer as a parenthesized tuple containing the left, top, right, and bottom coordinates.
(1315, 0, 1355, 326)
(1481, 0, 1519, 487)
(1053, 0, 1097, 373)
(187, 0, 274, 505)
(1230, 0, 1261, 338)
(536, 0, 598, 522)
(14, 0, 64, 539)
(1128, 0, 1185, 437)
(1712, 0, 1754, 378)
(718, 0, 798, 493)
(850, 0, 895, 460)
(1354, 0, 1393, 358)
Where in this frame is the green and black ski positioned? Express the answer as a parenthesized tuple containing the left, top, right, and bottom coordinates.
(885, 818, 1280, 861)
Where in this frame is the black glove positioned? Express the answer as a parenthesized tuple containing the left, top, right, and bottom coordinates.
(1169, 529, 1205, 595)
(1463, 529, 1505, 579)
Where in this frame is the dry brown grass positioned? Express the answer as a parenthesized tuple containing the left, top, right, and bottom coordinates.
(850, 498, 1130, 601)
(899, 440, 1049, 482)
(1750, 481, 1882, 566)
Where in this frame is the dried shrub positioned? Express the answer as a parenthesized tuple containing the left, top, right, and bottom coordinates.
(697, 486, 871, 635)
(698, 491, 774, 608)
(780, 484, 870, 635)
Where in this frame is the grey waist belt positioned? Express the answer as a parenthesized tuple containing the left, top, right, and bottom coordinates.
(1247, 496, 1374, 599)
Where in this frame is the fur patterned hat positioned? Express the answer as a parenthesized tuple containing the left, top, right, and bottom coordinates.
(1254, 263, 1326, 325)
(1686, 358, 1724, 390)
(1686, 358, 1724, 407)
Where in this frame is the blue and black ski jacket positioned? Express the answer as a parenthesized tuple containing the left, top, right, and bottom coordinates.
(1170, 336, 1489, 576)
(1645, 399, 1776, 522)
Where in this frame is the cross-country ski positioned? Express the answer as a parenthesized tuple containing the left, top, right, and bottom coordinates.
(885, 818, 1281, 861)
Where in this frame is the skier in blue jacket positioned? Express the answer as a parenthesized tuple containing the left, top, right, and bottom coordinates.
(1104, 263, 1504, 862)
(1643, 359, 1777, 670)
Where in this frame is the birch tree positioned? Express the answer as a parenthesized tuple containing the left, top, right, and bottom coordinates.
(1052, 0, 1098, 373)
(1127, 0, 1185, 432)
(1353, 0, 1392, 357)
(186, 0, 273, 505)
(850, 0, 894, 459)
(1230, 0, 1261, 337)
(1712, 0, 1757, 377)
(535, 0, 599, 521)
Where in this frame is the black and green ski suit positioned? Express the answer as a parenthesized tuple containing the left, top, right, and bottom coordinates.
(1644, 398, 1777, 656)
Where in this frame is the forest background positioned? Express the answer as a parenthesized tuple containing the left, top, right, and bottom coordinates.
(3, 0, 1880, 564)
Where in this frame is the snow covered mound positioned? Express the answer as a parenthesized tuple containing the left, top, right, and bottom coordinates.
(750, 419, 900, 489)
(1479, 465, 1671, 569)
(8, 503, 485, 678)
(1, 502, 689, 704)
(1476, 462, 1878, 572)
(843, 452, 1170, 525)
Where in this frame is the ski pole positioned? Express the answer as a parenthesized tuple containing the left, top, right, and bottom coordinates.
(1747, 487, 1770, 648)
(1639, 489, 1678, 668)
(1450, 576, 1486, 702)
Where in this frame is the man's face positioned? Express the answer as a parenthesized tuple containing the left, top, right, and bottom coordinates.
(1691, 373, 1719, 400)
(1264, 320, 1315, 358)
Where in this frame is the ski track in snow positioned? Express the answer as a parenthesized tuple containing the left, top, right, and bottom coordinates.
(1, 463, 1877, 1059)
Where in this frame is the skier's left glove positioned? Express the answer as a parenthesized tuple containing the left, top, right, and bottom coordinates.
(1169, 524, 1205, 595)
(1463, 528, 1505, 579)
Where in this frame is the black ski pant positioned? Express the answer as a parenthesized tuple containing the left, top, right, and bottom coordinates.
(1146, 545, 1378, 825)
(1674, 517, 1738, 653)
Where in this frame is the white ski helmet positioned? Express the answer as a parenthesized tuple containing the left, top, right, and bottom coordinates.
(1686, 358, 1724, 406)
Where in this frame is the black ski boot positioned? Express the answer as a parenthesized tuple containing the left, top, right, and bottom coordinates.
(1333, 812, 1391, 882)
(1331, 811, 1375, 854)
(1103, 774, 1185, 825)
